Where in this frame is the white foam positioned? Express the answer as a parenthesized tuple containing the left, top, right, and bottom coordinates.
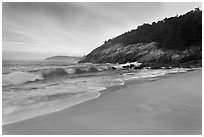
(3, 91, 101, 125)
(65, 68, 76, 74)
(122, 68, 187, 81)
(2, 72, 43, 86)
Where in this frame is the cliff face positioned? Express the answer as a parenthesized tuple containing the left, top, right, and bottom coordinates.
(79, 9, 202, 68)
(80, 42, 201, 68)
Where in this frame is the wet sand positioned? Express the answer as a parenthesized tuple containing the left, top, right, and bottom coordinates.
(2, 70, 202, 135)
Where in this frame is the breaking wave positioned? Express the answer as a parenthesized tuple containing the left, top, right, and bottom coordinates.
(2, 66, 108, 86)
(2, 63, 190, 86)
(2, 72, 44, 86)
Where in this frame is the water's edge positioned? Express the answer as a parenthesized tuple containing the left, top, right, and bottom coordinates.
(3, 69, 198, 126)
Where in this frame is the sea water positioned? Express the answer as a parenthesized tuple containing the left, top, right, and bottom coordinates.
(2, 60, 189, 124)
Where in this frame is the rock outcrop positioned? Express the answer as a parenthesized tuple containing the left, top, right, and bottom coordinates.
(80, 42, 201, 68)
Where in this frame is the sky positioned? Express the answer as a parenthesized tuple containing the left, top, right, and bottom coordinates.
(2, 2, 202, 60)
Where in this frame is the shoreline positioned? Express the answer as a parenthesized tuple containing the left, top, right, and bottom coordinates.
(2, 91, 101, 126)
(2, 68, 180, 125)
(3, 69, 202, 134)
(2, 71, 149, 125)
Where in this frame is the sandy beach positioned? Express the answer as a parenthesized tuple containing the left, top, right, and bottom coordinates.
(2, 70, 202, 135)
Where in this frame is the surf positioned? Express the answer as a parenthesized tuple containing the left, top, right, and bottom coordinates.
(2, 64, 115, 86)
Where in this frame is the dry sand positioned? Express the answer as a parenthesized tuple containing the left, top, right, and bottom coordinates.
(2, 70, 202, 135)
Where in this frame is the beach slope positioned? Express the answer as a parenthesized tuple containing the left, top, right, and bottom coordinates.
(2, 70, 202, 135)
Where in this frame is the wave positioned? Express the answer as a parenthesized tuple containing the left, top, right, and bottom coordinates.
(2, 72, 44, 86)
(2, 63, 190, 86)
(2, 65, 109, 86)
(41, 68, 69, 79)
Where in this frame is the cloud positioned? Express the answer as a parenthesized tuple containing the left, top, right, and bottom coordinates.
(2, 2, 201, 60)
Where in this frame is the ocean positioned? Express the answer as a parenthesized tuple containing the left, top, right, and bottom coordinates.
(2, 60, 189, 125)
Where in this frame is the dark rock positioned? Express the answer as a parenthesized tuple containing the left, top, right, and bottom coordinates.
(122, 65, 130, 69)
(111, 67, 116, 70)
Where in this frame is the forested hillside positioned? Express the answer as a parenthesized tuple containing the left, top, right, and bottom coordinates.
(80, 8, 202, 68)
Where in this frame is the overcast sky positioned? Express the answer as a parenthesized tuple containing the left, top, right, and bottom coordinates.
(2, 2, 202, 60)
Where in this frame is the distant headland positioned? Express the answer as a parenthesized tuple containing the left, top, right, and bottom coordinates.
(45, 56, 83, 63)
